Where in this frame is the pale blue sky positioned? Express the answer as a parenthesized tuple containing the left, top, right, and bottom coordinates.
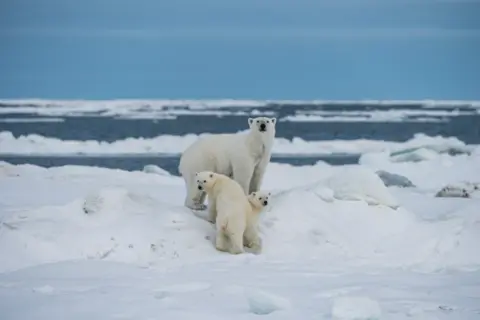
(1, 0, 479, 100)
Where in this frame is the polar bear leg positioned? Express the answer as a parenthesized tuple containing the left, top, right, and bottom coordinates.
(249, 156, 270, 194)
(244, 225, 262, 253)
(228, 230, 245, 254)
(215, 231, 229, 252)
(184, 175, 207, 210)
(207, 196, 217, 223)
(232, 162, 255, 195)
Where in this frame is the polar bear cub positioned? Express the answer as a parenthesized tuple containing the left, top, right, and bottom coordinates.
(244, 191, 271, 253)
(195, 171, 269, 254)
(179, 117, 276, 211)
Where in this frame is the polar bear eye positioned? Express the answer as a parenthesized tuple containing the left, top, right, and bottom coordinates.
(256, 120, 259, 123)
(266, 120, 269, 123)
(203, 180, 206, 183)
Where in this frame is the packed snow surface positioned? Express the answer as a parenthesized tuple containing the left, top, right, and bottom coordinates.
(0, 131, 476, 157)
(1, 148, 480, 319)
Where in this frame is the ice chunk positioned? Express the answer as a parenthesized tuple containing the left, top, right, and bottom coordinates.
(142, 165, 170, 176)
(245, 288, 291, 315)
(376, 170, 415, 188)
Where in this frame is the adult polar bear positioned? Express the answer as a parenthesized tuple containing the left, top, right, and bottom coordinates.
(178, 117, 276, 210)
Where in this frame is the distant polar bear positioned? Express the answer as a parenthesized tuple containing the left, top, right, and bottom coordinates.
(195, 171, 269, 254)
(179, 117, 276, 210)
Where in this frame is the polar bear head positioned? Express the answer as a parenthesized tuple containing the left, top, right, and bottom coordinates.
(195, 171, 217, 192)
(248, 117, 276, 137)
(248, 191, 272, 210)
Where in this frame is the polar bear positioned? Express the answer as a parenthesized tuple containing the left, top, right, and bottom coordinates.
(244, 190, 271, 253)
(179, 117, 276, 210)
(195, 171, 269, 254)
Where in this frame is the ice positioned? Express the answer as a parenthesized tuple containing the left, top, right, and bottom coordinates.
(142, 164, 170, 176)
(375, 170, 415, 188)
(0, 130, 476, 157)
(0, 100, 479, 124)
(245, 288, 292, 315)
(282, 108, 478, 123)
(359, 149, 480, 191)
(1, 149, 480, 318)
(0, 117, 65, 123)
(0, 99, 479, 117)
(435, 182, 480, 199)
(0, 99, 266, 118)
(280, 114, 449, 123)
(31, 285, 55, 294)
(331, 296, 381, 320)
(390, 147, 439, 162)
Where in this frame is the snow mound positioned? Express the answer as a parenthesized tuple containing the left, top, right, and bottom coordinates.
(0, 186, 217, 272)
(260, 172, 480, 269)
(325, 166, 400, 209)
(245, 288, 292, 315)
(331, 296, 381, 320)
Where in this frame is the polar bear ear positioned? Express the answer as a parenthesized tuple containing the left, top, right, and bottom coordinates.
(248, 118, 254, 126)
(270, 118, 276, 125)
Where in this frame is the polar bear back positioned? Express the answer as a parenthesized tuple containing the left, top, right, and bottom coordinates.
(179, 133, 251, 177)
(211, 174, 251, 226)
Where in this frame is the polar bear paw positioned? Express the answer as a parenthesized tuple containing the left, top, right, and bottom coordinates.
(189, 203, 207, 211)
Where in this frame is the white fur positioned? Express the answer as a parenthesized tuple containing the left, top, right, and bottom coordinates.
(195, 171, 269, 255)
(179, 117, 276, 210)
(244, 191, 271, 253)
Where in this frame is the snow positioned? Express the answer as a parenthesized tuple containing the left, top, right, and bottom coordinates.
(1, 147, 480, 319)
(331, 296, 381, 320)
(0, 130, 476, 157)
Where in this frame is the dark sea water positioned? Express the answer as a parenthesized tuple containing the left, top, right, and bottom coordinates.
(1, 101, 479, 175)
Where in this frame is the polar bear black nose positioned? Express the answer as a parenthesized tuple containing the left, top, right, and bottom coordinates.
(198, 185, 203, 190)
(263, 200, 268, 206)
(260, 123, 266, 130)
